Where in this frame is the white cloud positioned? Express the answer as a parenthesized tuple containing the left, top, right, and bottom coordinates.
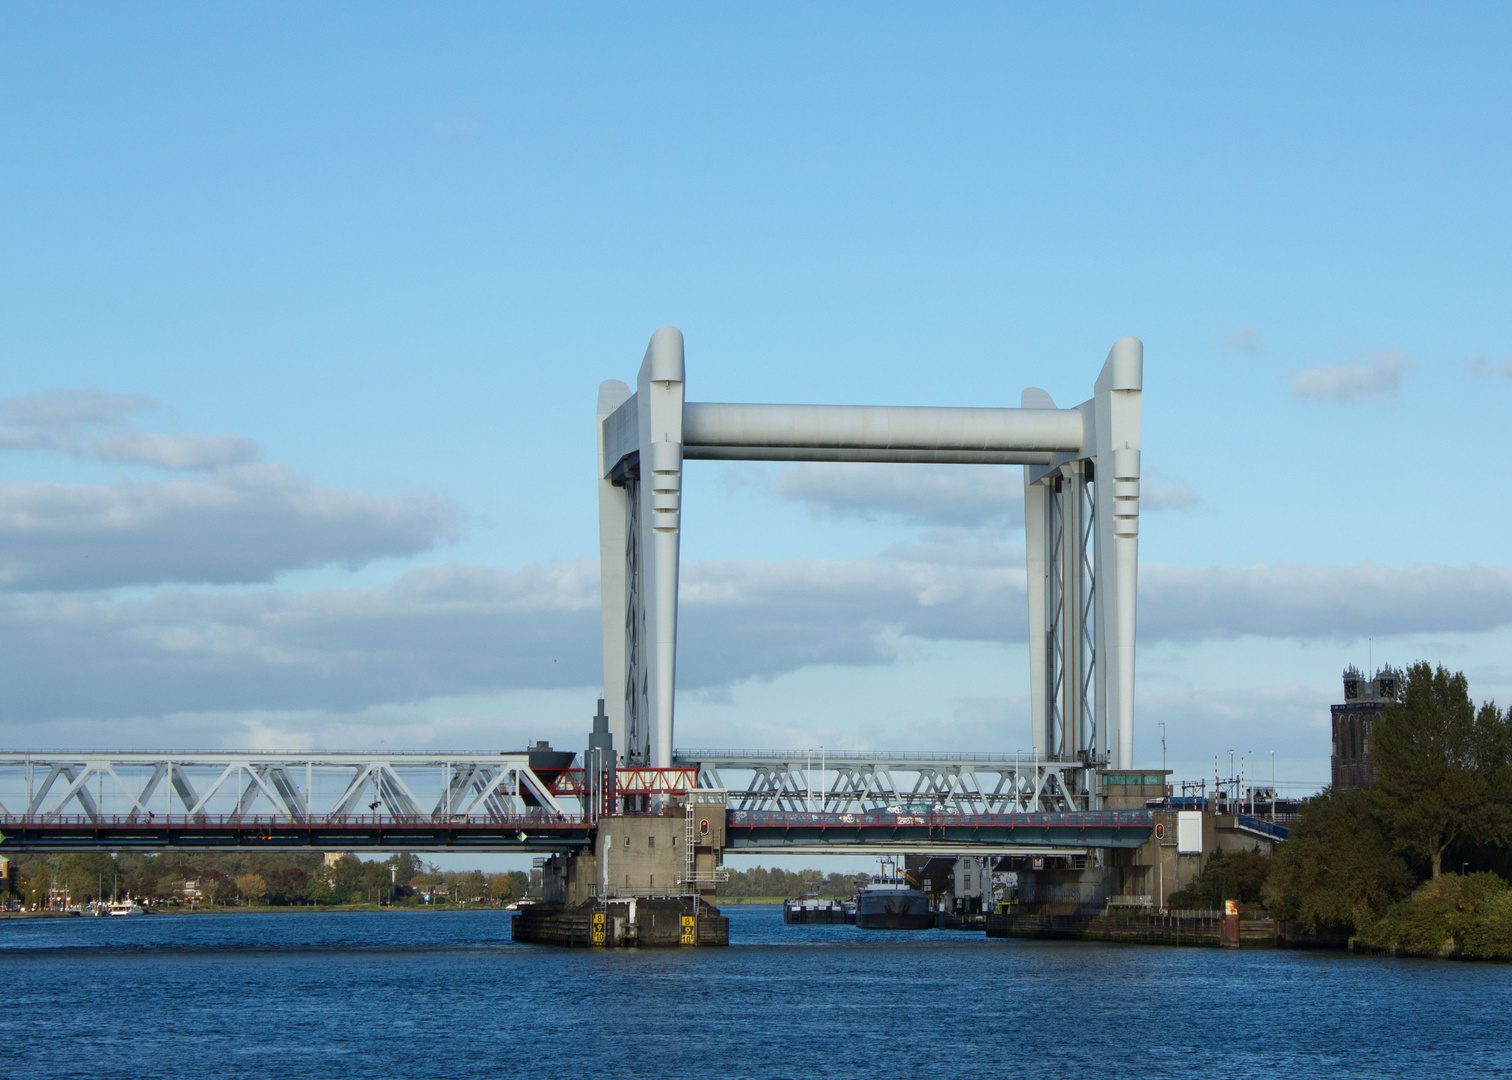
(679, 547, 1026, 683)
(1143, 481, 1204, 512)
(772, 461, 1201, 522)
(1139, 562, 1512, 641)
(0, 561, 601, 722)
(1137, 683, 1334, 785)
(0, 387, 259, 469)
(3, 544, 1512, 725)
(773, 462, 1023, 528)
(1218, 325, 1264, 354)
(1461, 351, 1512, 378)
(0, 464, 462, 590)
(1286, 350, 1413, 403)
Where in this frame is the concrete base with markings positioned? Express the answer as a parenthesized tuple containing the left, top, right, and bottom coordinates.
(511, 897, 728, 947)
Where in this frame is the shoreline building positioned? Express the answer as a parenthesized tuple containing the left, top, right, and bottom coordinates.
(1330, 665, 1399, 789)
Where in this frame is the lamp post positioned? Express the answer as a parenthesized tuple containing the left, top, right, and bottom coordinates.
(1270, 751, 1276, 821)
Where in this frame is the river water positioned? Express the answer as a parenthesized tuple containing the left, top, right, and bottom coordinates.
(4, 905, 1509, 1078)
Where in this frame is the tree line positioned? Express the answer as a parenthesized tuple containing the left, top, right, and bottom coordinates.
(716, 866, 860, 898)
(4, 850, 532, 909)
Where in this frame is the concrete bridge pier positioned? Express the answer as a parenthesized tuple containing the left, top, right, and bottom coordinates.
(511, 791, 731, 947)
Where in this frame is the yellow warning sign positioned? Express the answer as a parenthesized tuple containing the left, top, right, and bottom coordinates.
(591, 912, 606, 945)
(680, 914, 696, 945)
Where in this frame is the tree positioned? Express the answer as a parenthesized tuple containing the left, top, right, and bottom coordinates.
(386, 852, 422, 887)
(505, 870, 529, 899)
(488, 873, 516, 902)
(200, 869, 234, 906)
(59, 853, 117, 902)
(235, 873, 268, 904)
(1370, 662, 1512, 878)
(1262, 787, 1415, 935)
(1167, 847, 1271, 910)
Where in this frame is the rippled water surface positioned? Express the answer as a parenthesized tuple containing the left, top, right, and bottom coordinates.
(5, 906, 1510, 1079)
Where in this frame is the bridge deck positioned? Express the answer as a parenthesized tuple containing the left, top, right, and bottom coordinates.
(725, 810, 1153, 852)
(0, 813, 593, 853)
(0, 809, 1152, 853)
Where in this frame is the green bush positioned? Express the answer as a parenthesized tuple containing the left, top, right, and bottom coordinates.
(1166, 847, 1271, 910)
(1371, 872, 1512, 958)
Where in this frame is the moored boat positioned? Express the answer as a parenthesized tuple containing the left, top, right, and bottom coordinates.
(854, 859, 932, 930)
(782, 894, 848, 924)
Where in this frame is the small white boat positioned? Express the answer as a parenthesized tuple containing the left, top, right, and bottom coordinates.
(107, 900, 147, 917)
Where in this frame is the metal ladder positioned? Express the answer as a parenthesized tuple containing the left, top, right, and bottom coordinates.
(683, 799, 698, 943)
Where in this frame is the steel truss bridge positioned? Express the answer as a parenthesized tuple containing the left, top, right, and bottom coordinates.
(676, 749, 1092, 815)
(0, 749, 1149, 854)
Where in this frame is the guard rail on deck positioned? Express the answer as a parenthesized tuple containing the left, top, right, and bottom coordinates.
(723, 809, 1154, 851)
(1234, 814, 1290, 842)
(728, 810, 1150, 827)
(677, 748, 1078, 764)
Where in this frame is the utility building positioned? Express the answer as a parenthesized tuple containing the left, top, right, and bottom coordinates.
(1330, 665, 1399, 789)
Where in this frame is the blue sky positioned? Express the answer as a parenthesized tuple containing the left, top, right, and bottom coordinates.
(3, 4, 1512, 809)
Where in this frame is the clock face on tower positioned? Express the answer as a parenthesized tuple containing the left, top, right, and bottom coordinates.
(1345, 680, 1359, 700)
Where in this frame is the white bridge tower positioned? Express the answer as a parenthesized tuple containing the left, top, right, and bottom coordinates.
(596, 329, 1141, 772)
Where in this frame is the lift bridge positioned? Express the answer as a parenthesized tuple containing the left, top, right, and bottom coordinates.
(0, 746, 1150, 854)
(0, 330, 1153, 857)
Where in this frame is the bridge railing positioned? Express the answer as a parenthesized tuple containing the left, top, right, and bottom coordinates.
(676, 748, 1077, 765)
(727, 810, 1152, 828)
(0, 811, 591, 829)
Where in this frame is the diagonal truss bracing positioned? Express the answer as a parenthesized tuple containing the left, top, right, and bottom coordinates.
(0, 752, 564, 826)
(674, 749, 1091, 814)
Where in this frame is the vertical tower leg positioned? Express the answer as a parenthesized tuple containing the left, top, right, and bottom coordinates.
(1060, 465, 1082, 760)
(1091, 457, 1110, 767)
(636, 328, 686, 770)
(1093, 337, 1142, 770)
(1046, 475, 1066, 758)
(1023, 474, 1050, 759)
(1021, 389, 1058, 761)
(597, 380, 633, 760)
(624, 474, 647, 765)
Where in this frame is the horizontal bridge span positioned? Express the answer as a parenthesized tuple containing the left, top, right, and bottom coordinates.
(673, 749, 1091, 814)
(0, 813, 592, 853)
(677, 749, 1084, 766)
(682, 445, 1054, 465)
(0, 808, 1138, 854)
(682, 402, 1086, 455)
(724, 809, 1152, 852)
(0, 751, 572, 832)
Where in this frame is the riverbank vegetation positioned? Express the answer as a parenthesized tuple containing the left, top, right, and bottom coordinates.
(3, 849, 854, 912)
(715, 866, 857, 899)
(3, 850, 531, 910)
(1161, 663, 1512, 957)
